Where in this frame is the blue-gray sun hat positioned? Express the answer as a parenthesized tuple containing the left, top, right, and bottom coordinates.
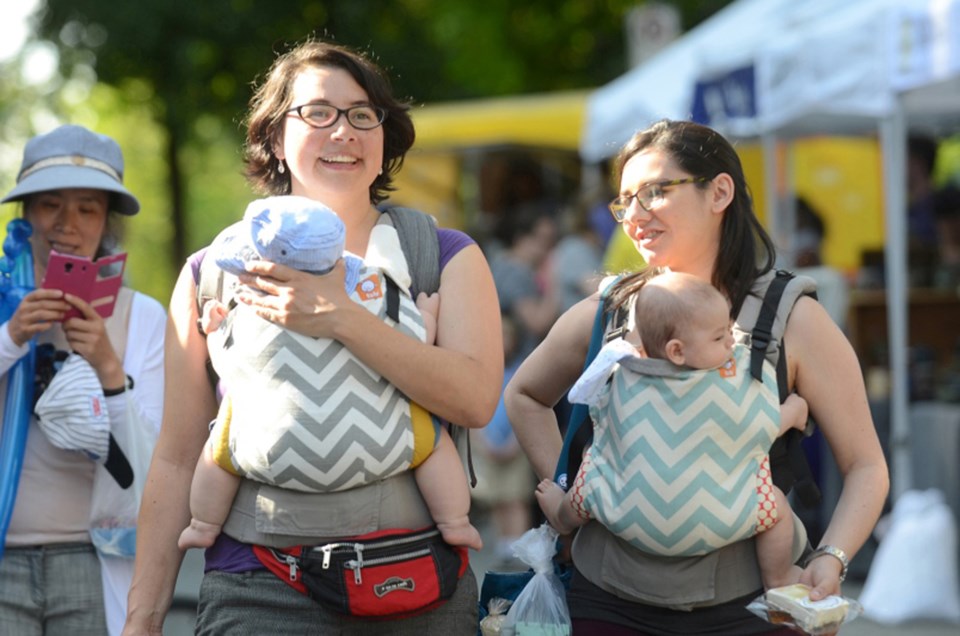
(1, 124, 140, 215)
(213, 195, 353, 276)
(246, 195, 345, 272)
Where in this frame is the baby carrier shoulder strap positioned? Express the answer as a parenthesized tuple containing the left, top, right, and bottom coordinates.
(749, 269, 821, 508)
(378, 206, 478, 484)
(554, 278, 624, 490)
(380, 206, 441, 298)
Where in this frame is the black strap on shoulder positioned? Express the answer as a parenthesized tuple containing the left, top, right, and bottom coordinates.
(750, 270, 791, 384)
(755, 270, 821, 508)
(385, 276, 400, 323)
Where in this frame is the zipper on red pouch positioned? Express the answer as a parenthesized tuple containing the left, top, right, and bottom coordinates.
(311, 529, 440, 570)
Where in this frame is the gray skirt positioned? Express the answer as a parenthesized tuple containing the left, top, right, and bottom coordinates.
(195, 566, 478, 635)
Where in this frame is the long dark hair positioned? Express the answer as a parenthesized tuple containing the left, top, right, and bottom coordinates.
(243, 39, 415, 204)
(605, 120, 775, 319)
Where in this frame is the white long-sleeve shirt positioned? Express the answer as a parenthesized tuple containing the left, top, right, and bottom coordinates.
(0, 288, 165, 636)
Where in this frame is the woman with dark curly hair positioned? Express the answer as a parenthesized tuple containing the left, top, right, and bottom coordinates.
(123, 40, 502, 635)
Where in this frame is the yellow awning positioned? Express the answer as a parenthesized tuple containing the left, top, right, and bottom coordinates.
(410, 90, 590, 152)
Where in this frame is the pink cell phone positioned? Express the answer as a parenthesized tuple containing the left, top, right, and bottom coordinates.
(41, 251, 127, 320)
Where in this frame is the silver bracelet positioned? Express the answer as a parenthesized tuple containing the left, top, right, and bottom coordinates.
(804, 545, 849, 582)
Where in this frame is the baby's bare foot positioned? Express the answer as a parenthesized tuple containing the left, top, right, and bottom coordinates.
(178, 518, 223, 551)
(436, 518, 483, 551)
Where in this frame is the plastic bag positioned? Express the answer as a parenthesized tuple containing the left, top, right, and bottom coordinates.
(746, 583, 863, 635)
(500, 524, 571, 636)
(480, 597, 513, 636)
(88, 391, 157, 558)
(858, 488, 960, 623)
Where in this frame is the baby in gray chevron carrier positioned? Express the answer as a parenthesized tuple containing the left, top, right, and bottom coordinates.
(537, 272, 809, 590)
(178, 195, 482, 552)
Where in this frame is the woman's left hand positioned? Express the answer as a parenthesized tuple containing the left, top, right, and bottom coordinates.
(62, 293, 125, 389)
(236, 258, 352, 339)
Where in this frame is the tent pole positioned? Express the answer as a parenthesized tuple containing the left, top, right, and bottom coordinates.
(761, 134, 789, 264)
(879, 105, 911, 501)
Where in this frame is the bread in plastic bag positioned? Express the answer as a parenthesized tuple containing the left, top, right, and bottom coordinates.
(747, 583, 863, 635)
(500, 524, 572, 636)
(480, 597, 513, 636)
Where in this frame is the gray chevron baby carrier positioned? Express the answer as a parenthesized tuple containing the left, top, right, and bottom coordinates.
(201, 210, 437, 493)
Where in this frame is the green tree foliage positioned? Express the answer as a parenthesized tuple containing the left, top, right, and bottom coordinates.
(32, 0, 725, 296)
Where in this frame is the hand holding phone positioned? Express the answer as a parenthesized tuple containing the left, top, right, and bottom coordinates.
(40, 251, 127, 321)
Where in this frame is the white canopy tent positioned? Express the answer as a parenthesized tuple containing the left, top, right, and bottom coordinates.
(580, 0, 960, 498)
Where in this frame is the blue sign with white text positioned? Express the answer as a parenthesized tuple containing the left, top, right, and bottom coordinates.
(691, 65, 757, 126)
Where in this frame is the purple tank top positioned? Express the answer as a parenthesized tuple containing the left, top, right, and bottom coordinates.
(198, 226, 475, 573)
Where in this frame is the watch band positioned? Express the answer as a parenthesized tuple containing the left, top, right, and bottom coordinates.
(103, 374, 135, 397)
(804, 545, 849, 582)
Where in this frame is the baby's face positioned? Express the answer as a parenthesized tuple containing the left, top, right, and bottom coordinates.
(678, 297, 734, 369)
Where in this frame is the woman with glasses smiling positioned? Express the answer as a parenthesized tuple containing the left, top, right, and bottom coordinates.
(505, 119, 888, 635)
(123, 39, 502, 635)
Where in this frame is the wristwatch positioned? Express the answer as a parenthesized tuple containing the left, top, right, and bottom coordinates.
(804, 545, 849, 582)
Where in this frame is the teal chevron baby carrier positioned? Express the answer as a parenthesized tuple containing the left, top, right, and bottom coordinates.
(200, 209, 439, 493)
(556, 270, 821, 510)
(577, 343, 780, 556)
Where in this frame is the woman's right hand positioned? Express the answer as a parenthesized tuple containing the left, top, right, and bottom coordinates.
(6, 288, 69, 346)
(236, 258, 351, 340)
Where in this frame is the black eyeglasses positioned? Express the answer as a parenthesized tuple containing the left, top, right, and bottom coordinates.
(286, 103, 387, 130)
(608, 177, 709, 221)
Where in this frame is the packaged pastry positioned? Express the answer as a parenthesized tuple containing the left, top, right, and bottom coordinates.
(764, 584, 850, 634)
(481, 597, 512, 636)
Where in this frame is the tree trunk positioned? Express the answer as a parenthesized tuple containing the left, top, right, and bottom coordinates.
(164, 119, 187, 270)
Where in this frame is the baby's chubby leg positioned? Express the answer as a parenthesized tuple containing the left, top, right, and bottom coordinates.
(415, 427, 483, 550)
(755, 485, 804, 589)
(178, 437, 242, 550)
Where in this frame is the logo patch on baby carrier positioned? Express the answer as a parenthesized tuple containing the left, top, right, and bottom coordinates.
(356, 274, 383, 301)
(718, 356, 737, 378)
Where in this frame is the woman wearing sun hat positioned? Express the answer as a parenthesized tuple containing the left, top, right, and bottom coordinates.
(0, 124, 166, 636)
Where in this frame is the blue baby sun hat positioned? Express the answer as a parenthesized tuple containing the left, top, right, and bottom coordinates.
(213, 195, 363, 291)
(246, 196, 345, 271)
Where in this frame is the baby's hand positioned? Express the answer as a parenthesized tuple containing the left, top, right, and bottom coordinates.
(779, 393, 809, 436)
(416, 292, 440, 345)
(200, 300, 229, 334)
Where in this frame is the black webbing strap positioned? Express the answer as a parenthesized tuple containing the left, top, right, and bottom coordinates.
(385, 276, 400, 324)
(750, 271, 790, 383)
(776, 345, 822, 507)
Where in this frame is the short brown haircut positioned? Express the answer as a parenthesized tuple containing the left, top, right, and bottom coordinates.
(243, 39, 415, 203)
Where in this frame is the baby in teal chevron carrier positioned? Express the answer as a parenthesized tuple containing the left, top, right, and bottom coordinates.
(178, 195, 482, 552)
(537, 272, 809, 589)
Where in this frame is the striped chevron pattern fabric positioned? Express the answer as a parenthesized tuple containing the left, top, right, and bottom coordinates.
(580, 344, 780, 556)
(209, 259, 428, 493)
